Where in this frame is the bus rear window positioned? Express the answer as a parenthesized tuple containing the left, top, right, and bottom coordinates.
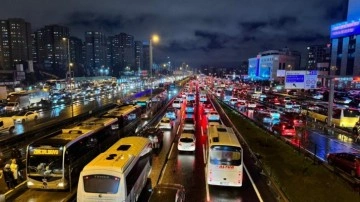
(210, 146, 242, 166)
(83, 175, 120, 194)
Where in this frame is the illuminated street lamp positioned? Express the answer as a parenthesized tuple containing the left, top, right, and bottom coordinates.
(63, 37, 74, 117)
(150, 34, 160, 96)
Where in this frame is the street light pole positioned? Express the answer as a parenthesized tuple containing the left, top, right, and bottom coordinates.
(63, 37, 73, 117)
(149, 34, 160, 98)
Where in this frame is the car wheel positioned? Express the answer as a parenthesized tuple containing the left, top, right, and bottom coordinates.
(22, 119, 25, 124)
(9, 127, 14, 134)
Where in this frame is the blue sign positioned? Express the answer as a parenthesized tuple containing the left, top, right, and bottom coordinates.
(331, 20, 360, 39)
(286, 75, 304, 83)
(308, 70, 317, 75)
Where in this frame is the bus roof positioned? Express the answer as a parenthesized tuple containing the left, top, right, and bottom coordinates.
(82, 137, 151, 173)
(103, 104, 140, 118)
(207, 125, 241, 148)
(32, 117, 117, 148)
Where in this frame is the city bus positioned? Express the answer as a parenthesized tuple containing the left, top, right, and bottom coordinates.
(135, 96, 151, 111)
(101, 104, 142, 132)
(26, 117, 119, 190)
(206, 125, 243, 187)
(303, 106, 359, 127)
(77, 136, 152, 202)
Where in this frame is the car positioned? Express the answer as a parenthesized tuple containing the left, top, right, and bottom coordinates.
(269, 110, 281, 119)
(12, 111, 39, 123)
(334, 97, 352, 104)
(142, 127, 163, 149)
(185, 102, 195, 113)
(199, 95, 207, 102)
(202, 101, 213, 114)
(229, 97, 238, 106)
(165, 107, 177, 120)
(148, 183, 186, 202)
(288, 89, 298, 95)
(172, 99, 182, 109)
(327, 152, 360, 178)
(186, 93, 195, 101)
(284, 101, 293, 110)
(178, 129, 196, 152)
(271, 122, 296, 137)
(207, 110, 220, 121)
(158, 117, 173, 130)
(0, 117, 15, 134)
(247, 101, 257, 109)
(282, 112, 305, 127)
(183, 117, 195, 131)
(262, 114, 273, 124)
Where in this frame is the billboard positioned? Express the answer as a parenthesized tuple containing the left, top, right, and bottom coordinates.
(285, 70, 318, 89)
(331, 20, 360, 39)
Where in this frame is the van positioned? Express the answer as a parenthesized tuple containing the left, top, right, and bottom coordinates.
(0, 117, 15, 134)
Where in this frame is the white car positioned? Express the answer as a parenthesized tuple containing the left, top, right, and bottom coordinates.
(178, 130, 196, 152)
(207, 111, 220, 121)
(12, 111, 39, 123)
(247, 101, 257, 108)
(183, 117, 196, 131)
(158, 117, 173, 130)
(172, 99, 182, 109)
(229, 98, 238, 106)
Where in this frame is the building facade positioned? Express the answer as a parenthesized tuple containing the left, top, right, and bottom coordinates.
(32, 25, 70, 77)
(69, 36, 84, 76)
(306, 44, 331, 71)
(248, 49, 301, 81)
(134, 40, 143, 74)
(0, 18, 32, 71)
(84, 31, 107, 76)
(109, 33, 135, 76)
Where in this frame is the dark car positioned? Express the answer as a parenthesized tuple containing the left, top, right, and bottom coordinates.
(148, 183, 186, 202)
(271, 122, 296, 137)
(282, 112, 305, 127)
(327, 152, 360, 178)
(142, 127, 164, 149)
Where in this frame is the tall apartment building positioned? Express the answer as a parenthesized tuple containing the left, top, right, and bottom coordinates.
(330, 0, 360, 76)
(135, 41, 143, 73)
(69, 36, 84, 76)
(109, 33, 135, 76)
(84, 31, 107, 76)
(32, 25, 69, 77)
(0, 18, 32, 71)
(142, 41, 150, 74)
(306, 44, 331, 71)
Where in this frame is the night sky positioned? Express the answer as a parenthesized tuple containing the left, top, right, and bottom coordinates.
(0, 0, 347, 68)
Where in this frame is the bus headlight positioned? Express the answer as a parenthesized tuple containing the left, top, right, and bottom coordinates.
(57, 182, 65, 187)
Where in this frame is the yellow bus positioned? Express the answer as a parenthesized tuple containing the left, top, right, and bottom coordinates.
(304, 106, 359, 127)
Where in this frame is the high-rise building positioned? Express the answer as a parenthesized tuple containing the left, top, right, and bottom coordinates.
(84, 31, 107, 76)
(110, 33, 135, 76)
(143, 41, 150, 74)
(306, 44, 331, 71)
(69, 37, 84, 76)
(135, 41, 143, 74)
(0, 18, 32, 70)
(330, 0, 360, 76)
(33, 25, 69, 77)
(106, 36, 114, 72)
(248, 48, 301, 81)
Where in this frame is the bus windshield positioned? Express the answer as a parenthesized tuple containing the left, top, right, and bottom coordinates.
(27, 154, 63, 176)
(83, 174, 120, 194)
(210, 145, 242, 166)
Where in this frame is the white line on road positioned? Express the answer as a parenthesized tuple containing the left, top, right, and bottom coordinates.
(205, 166, 210, 202)
(244, 164, 264, 202)
(159, 162, 168, 183)
(168, 143, 175, 160)
(176, 125, 181, 135)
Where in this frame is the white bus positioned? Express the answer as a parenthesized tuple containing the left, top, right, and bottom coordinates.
(77, 137, 152, 202)
(206, 125, 243, 187)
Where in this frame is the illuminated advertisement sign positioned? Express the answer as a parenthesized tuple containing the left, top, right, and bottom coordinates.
(30, 148, 62, 156)
(331, 20, 360, 39)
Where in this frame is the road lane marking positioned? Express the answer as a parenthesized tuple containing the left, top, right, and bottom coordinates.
(205, 167, 210, 202)
(244, 164, 264, 202)
(203, 145, 206, 164)
(177, 125, 181, 135)
(168, 143, 175, 160)
(159, 162, 168, 183)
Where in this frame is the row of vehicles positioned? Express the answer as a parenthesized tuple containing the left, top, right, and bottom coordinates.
(207, 76, 360, 180)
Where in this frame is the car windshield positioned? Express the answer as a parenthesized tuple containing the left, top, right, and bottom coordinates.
(161, 119, 170, 123)
(180, 137, 194, 143)
(15, 111, 27, 116)
(183, 129, 194, 134)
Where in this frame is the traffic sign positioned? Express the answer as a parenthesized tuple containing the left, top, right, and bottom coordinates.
(285, 70, 318, 89)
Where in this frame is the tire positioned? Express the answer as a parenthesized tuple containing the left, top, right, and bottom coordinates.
(22, 119, 25, 124)
(9, 126, 14, 134)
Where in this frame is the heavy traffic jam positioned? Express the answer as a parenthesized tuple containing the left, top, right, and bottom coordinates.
(0, 75, 359, 201)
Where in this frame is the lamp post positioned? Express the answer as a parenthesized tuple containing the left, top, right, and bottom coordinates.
(149, 34, 160, 97)
(63, 37, 74, 117)
(327, 66, 337, 126)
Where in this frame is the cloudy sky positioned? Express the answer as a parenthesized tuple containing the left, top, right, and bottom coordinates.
(0, 0, 348, 68)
